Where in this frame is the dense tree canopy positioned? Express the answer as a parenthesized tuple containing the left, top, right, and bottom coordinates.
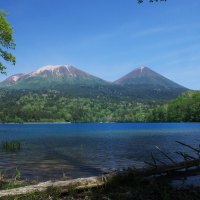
(137, 0, 167, 3)
(0, 90, 151, 123)
(0, 10, 15, 74)
(148, 91, 200, 122)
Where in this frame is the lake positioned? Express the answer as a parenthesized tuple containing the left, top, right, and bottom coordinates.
(0, 123, 200, 181)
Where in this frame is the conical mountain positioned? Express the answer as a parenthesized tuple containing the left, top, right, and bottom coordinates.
(115, 66, 184, 88)
(114, 66, 187, 99)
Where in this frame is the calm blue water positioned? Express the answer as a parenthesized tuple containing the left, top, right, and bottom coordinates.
(0, 123, 199, 181)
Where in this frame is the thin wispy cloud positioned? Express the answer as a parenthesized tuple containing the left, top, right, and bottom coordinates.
(78, 22, 200, 50)
(131, 24, 200, 39)
(131, 27, 169, 38)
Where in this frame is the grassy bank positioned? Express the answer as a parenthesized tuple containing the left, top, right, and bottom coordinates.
(1, 170, 200, 200)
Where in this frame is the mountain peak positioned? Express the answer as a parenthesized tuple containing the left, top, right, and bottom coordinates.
(28, 64, 76, 77)
(139, 66, 145, 72)
(114, 66, 186, 90)
(0, 64, 108, 89)
(135, 66, 150, 73)
(114, 66, 155, 84)
(34, 65, 66, 72)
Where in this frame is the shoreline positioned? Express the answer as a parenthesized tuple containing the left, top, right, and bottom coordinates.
(0, 122, 200, 125)
(0, 166, 200, 199)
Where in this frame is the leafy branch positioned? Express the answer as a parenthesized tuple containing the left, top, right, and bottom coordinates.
(0, 10, 16, 74)
(137, 0, 167, 3)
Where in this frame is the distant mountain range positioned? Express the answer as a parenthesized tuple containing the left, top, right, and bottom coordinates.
(0, 65, 187, 100)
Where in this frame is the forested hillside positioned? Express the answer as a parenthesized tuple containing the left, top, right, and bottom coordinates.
(0, 89, 153, 123)
(0, 89, 199, 123)
(148, 91, 200, 122)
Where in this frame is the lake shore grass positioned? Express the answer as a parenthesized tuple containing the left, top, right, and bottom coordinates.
(1, 141, 21, 152)
(0, 167, 200, 200)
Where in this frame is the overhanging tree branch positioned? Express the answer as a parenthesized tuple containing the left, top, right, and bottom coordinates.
(137, 0, 167, 3)
(0, 10, 16, 74)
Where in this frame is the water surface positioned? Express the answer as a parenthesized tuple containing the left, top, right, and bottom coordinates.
(0, 123, 199, 181)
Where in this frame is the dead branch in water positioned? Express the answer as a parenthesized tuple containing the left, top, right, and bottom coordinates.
(175, 141, 200, 153)
(144, 141, 200, 176)
(143, 158, 200, 177)
(176, 151, 196, 161)
(155, 146, 176, 164)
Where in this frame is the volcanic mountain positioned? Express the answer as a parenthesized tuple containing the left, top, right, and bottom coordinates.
(0, 65, 108, 89)
(114, 66, 187, 99)
(115, 66, 183, 88)
(0, 65, 187, 100)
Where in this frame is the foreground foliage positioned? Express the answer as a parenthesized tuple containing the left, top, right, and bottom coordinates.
(3, 172, 200, 200)
(0, 10, 16, 74)
(138, 0, 167, 3)
(0, 169, 22, 190)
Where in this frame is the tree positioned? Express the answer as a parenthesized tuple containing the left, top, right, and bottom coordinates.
(0, 10, 16, 74)
(137, 0, 167, 3)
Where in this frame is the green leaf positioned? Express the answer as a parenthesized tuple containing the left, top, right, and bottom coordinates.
(0, 11, 16, 74)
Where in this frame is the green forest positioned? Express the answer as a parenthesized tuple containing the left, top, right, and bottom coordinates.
(0, 89, 199, 123)
(148, 90, 200, 122)
(0, 89, 151, 123)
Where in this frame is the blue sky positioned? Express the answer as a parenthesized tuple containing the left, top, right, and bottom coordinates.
(0, 0, 200, 89)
